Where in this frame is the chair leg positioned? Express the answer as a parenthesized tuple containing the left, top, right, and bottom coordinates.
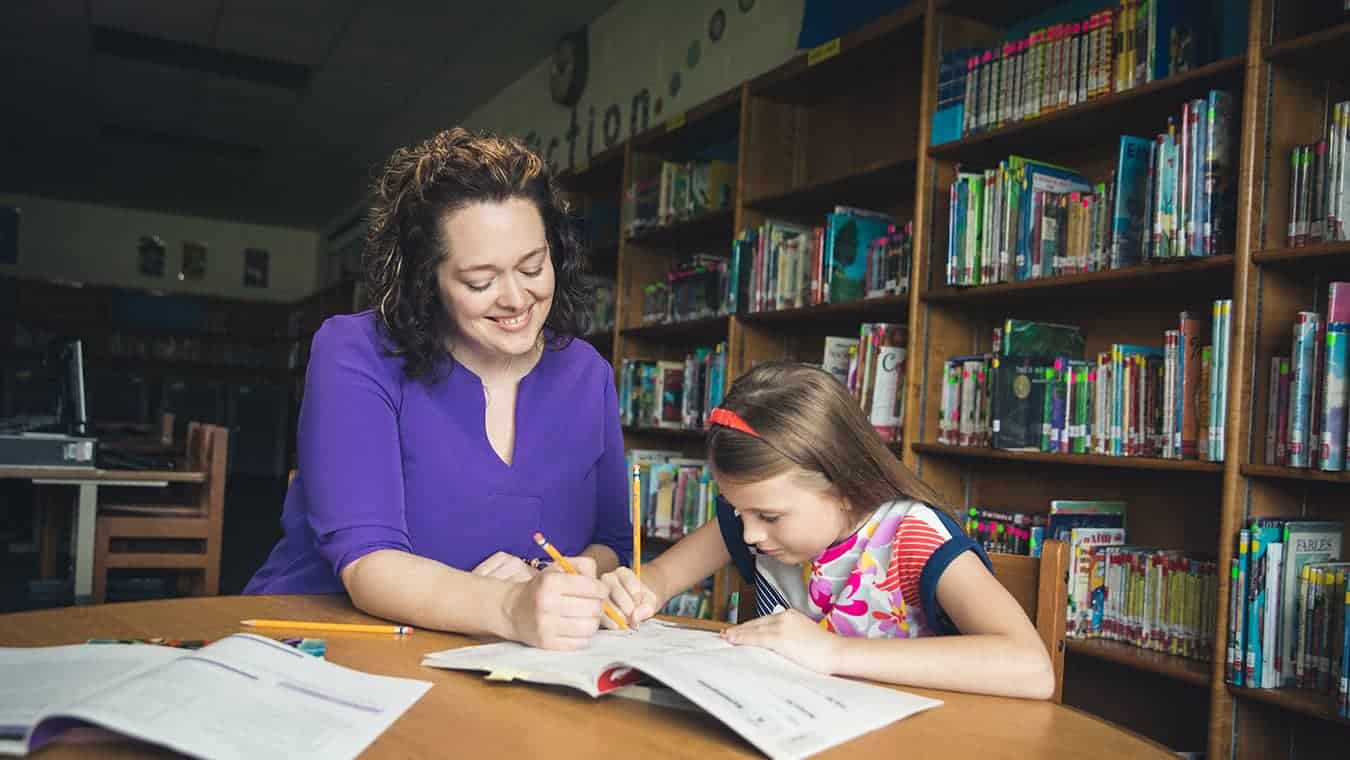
(202, 562, 220, 596)
(91, 525, 109, 605)
(38, 493, 64, 580)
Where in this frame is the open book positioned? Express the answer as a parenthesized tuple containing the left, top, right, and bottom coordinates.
(0, 633, 431, 759)
(422, 621, 941, 760)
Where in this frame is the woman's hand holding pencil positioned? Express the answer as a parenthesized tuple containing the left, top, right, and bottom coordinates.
(494, 533, 619, 650)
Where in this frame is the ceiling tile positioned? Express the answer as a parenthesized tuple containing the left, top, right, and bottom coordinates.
(213, 0, 351, 66)
(194, 74, 300, 147)
(91, 0, 219, 46)
(93, 56, 199, 133)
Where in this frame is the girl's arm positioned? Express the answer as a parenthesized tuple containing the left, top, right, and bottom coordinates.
(828, 552, 1056, 699)
(603, 518, 732, 625)
(725, 552, 1055, 699)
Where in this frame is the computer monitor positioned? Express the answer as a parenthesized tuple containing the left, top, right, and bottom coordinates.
(53, 338, 88, 436)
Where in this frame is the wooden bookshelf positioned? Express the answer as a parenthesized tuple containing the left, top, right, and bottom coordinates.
(749, 2, 925, 101)
(929, 57, 1246, 168)
(924, 257, 1235, 305)
(1066, 639, 1212, 688)
(936, 0, 1066, 27)
(623, 209, 735, 248)
(1241, 464, 1350, 483)
(737, 294, 909, 325)
(619, 315, 729, 342)
(742, 158, 917, 219)
(599, 0, 1350, 755)
(1252, 240, 1350, 266)
(1264, 21, 1350, 81)
(1229, 686, 1350, 727)
(1219, 1, 1350, 757)
(912, 443, 1225, 474)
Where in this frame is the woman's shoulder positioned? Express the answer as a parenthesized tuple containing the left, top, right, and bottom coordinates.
(544, 334, 613, 383)
(309, 311, 403, 380)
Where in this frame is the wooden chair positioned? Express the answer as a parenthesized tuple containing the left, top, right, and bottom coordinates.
(989, 538, 1070, 703)
(91, 422, 229, 604)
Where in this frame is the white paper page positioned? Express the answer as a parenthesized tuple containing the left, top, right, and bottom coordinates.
(627, 645, 943, 760)
(0, 644, 181, 756)
(422, 621, 729, 696)
(32, 634, 431, 760)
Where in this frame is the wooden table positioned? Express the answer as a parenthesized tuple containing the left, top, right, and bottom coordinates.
(0, 466, 204, 603)
(0, 594, 1177, 759)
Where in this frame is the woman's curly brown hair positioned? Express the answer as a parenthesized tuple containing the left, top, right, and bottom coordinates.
(364, 127, 591, 380)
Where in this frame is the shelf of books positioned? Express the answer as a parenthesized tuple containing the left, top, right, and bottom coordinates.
(615, 87, 742, 623)
(604, 0, 1350, 755)
(906, 0, 1253, 754)
(1219, 1, 1350, 757)
(558, 143, 623, 360)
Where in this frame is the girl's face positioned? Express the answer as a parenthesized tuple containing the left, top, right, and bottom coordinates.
(716, 468, 857, 565)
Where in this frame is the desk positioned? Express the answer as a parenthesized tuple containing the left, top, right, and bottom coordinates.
(0, 594, 1177, 759)
(0, 466, 205, 603)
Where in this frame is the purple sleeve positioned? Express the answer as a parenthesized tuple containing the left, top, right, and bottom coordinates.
(298, 319, 412, 578)
(589, 370, 633, 567)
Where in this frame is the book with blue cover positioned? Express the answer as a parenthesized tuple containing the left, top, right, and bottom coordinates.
(1110, 136, 1154, 268)
(826, 211, 893, 304)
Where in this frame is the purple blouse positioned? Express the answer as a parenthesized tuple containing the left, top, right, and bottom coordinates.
(244, 311, 630, 595)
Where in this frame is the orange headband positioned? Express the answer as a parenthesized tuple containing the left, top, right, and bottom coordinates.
(708, 407, 760, 438)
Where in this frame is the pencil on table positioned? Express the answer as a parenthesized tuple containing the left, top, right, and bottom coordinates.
(240, 619, 413, 635)
(532, 531, 631, 631)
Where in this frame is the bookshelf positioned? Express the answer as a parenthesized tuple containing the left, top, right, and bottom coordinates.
(1219, 1, 1350, 757)
(598, 0, 1350, 755)
(1066, 638, 1213, 687)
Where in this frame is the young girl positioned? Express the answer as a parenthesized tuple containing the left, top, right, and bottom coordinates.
(601, 361, 1055, 699)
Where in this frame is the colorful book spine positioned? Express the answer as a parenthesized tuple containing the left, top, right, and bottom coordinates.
(1321, 323, 1349, 471)
(1290, 312, 1320, 468)
(1233, 528, 1249, 686)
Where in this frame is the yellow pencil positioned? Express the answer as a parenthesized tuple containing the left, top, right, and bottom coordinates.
(532, 532, 631, 631)
(631, 463, 642, 580)
(240, 619, 412, 635)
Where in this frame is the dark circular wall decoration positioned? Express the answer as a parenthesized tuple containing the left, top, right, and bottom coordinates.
(738, 0, 755, 13)
(709, 9, 726, 41)
(669, 71, 682, 97)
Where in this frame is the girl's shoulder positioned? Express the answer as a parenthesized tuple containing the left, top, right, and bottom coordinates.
(871, 500, 966, 541)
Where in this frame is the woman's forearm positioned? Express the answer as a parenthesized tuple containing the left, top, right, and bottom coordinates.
(342, 549, 517, 638)
(829, 633, 1055, 699)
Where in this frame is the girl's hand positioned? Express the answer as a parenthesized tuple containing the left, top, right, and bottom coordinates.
(600, 567, 661, 629)
(721, 608, 841, 674)
(471, 551, 537, 583)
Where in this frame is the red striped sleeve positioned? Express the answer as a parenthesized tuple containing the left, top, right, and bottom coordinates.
(876, 516, 949, 608)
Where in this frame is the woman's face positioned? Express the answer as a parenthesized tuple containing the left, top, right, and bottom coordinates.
(436, 197, 555, 364)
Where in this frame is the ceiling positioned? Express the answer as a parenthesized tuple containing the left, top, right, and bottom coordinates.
(0, 0, 617, 231)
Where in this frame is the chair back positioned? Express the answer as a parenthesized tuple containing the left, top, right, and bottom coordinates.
(988, 539, 1069, 703)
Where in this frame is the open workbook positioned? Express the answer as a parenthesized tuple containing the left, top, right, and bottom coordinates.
(422, 621, 942, 760)
(0, 633, 431, 759)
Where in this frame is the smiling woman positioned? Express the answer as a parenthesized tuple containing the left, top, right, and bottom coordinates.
(244, 128, 631, 652)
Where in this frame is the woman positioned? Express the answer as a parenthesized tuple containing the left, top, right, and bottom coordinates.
(246, 128, 628, 651)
